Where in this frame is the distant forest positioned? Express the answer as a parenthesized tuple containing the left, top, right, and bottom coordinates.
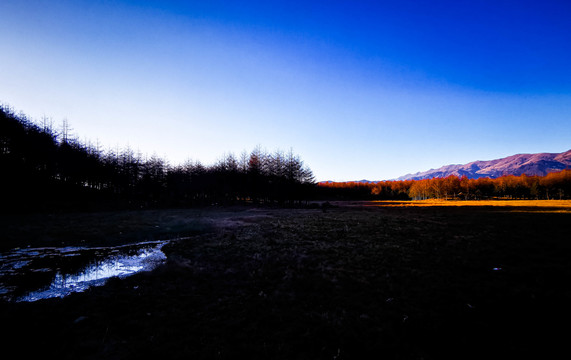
(2, 105, 570, 213)
(320, 171, 571, 200)
(1, 105, 316, 212)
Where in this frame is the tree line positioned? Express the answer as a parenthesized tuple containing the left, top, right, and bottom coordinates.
(319, 171, 571, 200)
(1, 105, 315, 212)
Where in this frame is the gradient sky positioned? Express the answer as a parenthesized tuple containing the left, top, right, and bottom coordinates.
(1, 0, 570, 181)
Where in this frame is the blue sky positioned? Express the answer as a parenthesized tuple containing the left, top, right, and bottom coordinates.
(1, 0, 570, 181)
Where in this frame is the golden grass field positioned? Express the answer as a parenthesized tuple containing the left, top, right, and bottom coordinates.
(367, 199, 571, 211)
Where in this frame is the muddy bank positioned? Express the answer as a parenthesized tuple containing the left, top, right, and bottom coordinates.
(1, 204, 570, 359)
(0, 206, 268, 251)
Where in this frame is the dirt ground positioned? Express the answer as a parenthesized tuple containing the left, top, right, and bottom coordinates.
(1, 202, 570, 359)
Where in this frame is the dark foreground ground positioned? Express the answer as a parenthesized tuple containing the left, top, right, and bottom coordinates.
(1, 203, 570, 359)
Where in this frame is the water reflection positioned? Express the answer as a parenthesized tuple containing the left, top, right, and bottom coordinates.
(0, 241, 167, 302)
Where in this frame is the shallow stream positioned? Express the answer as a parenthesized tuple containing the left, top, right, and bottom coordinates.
(0, 240, 168, 302)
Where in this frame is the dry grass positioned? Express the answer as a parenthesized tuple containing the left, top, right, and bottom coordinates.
(2, 203, 571, 359)
(366, 199, 571, 211)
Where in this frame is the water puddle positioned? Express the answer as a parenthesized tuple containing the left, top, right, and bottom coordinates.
(0, 241, 168, 302)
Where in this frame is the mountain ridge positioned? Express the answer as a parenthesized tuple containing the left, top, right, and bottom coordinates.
(395, 149, 571, 181)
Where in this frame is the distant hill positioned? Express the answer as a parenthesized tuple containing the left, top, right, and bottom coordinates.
(396, 149, 571, 180)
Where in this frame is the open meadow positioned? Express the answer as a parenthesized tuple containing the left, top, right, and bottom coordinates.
(1, 201, 570, 359)
(367, 199, 571, 211)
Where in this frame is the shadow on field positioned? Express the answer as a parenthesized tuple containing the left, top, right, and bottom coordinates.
(1, 203, 570, 359)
